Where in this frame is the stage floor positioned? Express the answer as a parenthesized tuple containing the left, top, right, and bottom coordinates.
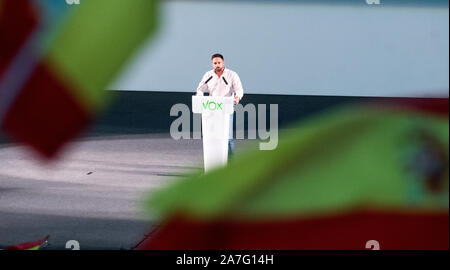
(0, 133, 254, 249)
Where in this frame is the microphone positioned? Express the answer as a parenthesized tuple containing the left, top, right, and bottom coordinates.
(204, 76, 213, 84)
(222, 77, 228, 85)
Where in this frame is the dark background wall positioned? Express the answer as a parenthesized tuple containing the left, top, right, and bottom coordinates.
(0, 90, 444, 144)
(86, 91, 371, 136)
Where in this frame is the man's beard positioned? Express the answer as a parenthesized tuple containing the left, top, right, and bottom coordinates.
(215, 67, 223, 73)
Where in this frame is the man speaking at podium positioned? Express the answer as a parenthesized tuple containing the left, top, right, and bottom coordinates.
(196, 53, 244, 156)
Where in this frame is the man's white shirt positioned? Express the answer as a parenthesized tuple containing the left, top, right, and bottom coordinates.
(196, 68, 244, 99)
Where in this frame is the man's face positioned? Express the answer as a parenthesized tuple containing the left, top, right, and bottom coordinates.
(212, 57, 225, 73)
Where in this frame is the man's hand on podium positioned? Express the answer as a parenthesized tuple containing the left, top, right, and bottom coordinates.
(234, 96, 240, 104)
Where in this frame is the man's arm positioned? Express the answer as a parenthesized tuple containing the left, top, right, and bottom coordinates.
(231, 72, 244, 103)
(196, 72, 212, 96)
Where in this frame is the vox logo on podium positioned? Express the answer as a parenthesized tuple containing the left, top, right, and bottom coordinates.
(365, 0, 380, 4)
(202, 100, 223, 111)
(66, 0, 80, 5)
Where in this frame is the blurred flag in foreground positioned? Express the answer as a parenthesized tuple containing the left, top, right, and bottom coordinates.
(2, 235, 49, 250)
(0, 0, 158, 158)
(137, 99, 448, 250)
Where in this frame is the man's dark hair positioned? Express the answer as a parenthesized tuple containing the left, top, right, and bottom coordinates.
(211, 53, 224, 61)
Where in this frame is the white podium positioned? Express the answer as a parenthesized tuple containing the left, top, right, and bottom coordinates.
(192, 96, 234, 172)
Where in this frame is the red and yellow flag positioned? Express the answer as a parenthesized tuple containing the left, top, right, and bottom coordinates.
(0, 0, 159, 158)
(2, 235, 49, 250)
(137, 99, 449, 250)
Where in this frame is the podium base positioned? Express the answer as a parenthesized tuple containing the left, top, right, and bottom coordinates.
(202, 112, 230, 172)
